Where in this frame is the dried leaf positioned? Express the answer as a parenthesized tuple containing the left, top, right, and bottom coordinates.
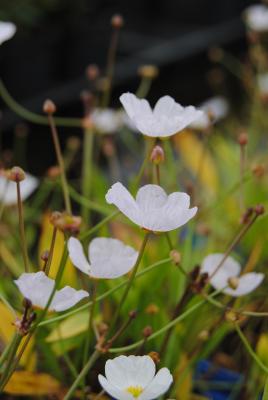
(4, 371, 62, 396)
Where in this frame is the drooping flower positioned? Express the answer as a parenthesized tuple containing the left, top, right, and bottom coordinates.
(67, 237, 138, 279)
(14, 271, 89, 312)
(0, 172, 38, 206)
(0, 22, 16, 45)
(98, 355, 173, 400)
(119, 92, 203, 137)
(190, 96, 229, 130)
(243, 4, 268, 32)
(105, 182, 197, 232)
(200, 253, 264, 297)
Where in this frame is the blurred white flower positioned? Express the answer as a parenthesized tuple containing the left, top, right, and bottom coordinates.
(68, 237, 138, 279)
(106, 182, 197, 232)
(257, 73, 268, 95)
(190, 96, 229, 130)
(14, 271, 89, 312)
(92, 108, 122, 134)
(0, 173, 38, 206)
(201, 253, 264, 297)
(120, 92, 203, 137)
(0, 22, 16, 45)
(98, 355, 173, 400)
(244, 5, 268, 32)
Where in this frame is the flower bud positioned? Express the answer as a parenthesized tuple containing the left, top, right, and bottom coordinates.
(143, 326, 153, 338)
(145, 303, 159, 315)
(252, 164, 265, 178)
(148, 351, 160, 364)
(170, 250, 181, 265)
(47, 165, 61, 179)
(150, 145, 165, 165)
(198, 329, 210, 341)
(43, 99, 56, 115)
(227, 276, 239, 290)
(138, 65, 159, 79)
(111, 14, 124, 29)
(7, 166, 25, 182)
(129, 310, 137, 319)
(255, 204, 265, 215)
(238, 132, 248, 146)
(50, 211, 82, 235)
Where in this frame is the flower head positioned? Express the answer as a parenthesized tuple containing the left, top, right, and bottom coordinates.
(68, 237, 138, 279)
(105, 182, 197, 232)
(0, 171, 38, 206)
(14, 271, 89, 312)
(0, 22, 16, 45)
(190, 96, 229, 130)
(98, 355, 173, 400)
(119, 92, 203, 137)
(244, 5, 268, 32)
(201, 253, 264, 297)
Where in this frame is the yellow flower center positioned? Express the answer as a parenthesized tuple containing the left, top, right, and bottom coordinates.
(126, 385, 144, 398)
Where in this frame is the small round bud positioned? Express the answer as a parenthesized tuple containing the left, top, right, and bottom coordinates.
(145, 303, 159, 315)
(86, 64, 100, 81)
(227, 276, 239, 290)
(129, 310, 137, 319)
(7, 166, 25, 182)
(143, 326, 153, 338)
(198, 330, 210, 341)
(148, 351, 160, 364)
(82, 116, 94, 130)
(111, 14, 124, 29)
(43, 99, 56, 114)
(47, 165, 61, 179)
(97, 322, 109, 336)
(255, 204, 265, 215)
(41, 250, 50, 263)
(252, 164, 265, 178)
(150, 145, 165, 165)
(138, 65, 159, 79)
(170, 250, 181, 265)
(225, 310, 239, 323)
(51, 212, 82, 235)
(238, 132, 248, 146)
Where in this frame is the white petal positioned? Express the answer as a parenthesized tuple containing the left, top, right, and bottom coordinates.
(201, 254, 241, 290)
(120, 93, 152, 120)
(88, 238, 138, 279)
(98, 375, 132, 400)
(105, 182, 141, 226)
(139, 368, 173, 400)
(51, 287, 89, 311)
(244, 5, 268, 32)
(0, 173, 38, 206)
(67, 237, 91, 275)
(0, 22, 16, 45)
(126, 355, 156, 387)
(153, 96, 183, 117)
(136, 185, 167, 211)
(92, 108, 122, 133)
(223, 272, 264, 297)
(14, 271, 54, 309)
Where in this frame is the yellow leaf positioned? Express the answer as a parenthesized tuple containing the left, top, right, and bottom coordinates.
(4, 371, 62, 396)
(46, 310, 89, 342)
(0, 302, 36, 371)
(173, 130, 218, 195)
(39, 212, 77, 287)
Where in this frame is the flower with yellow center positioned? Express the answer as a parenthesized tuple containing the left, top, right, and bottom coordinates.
(98, 355, 173, 400)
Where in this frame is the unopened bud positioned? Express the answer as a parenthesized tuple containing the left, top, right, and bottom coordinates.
(97, 322, 109, 336)
(252, 164, 265, 178)
(198, 329, 209, 341)
(238, 132, 248, 146)
(138, 65, 159, 79)
(150, 145, 165, 165)
(255, 204, 265, 216)
(145, 303, 159, 315)
(41, 250, 50, 263)
(47, 165, 61, 179)
(7, 166, 25, 182)
(86, 64, 100, 81)
(148, 351, 160, 364)
(227, 276, 239, 290)
(43, 99, 56, 114)
(170, 250, 181, 265)
(225, 310, 239, 323)
(50, 211, 82, 234)
(111, 14, 124, 29)
(129, 310, 137, 319)
(143, 326, 153, 338)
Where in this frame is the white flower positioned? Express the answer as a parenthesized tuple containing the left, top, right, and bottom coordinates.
(14, 271, 89, 312)
(0, 173, 38, 206)
(98, 355, 173, 400)
(0, 22, 16, 45)
(190, 96, 229, 130)
(119, 92, 203, 138)
(244, 5, 268, 32)
(67, 237, 138, 279)
(105, 182, 197, 232)
(257, 73, 268, 95)
(92, 108, 123, 134)
(201, 253, 264, 297)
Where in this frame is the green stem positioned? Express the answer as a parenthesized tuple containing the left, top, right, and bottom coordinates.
(64, 349, 100, 400)
(0, 333, 19, 371)
(79, 211, 120, 241)
(81, 127, 94, 225)
(0, 333, 22, 392)
(16, 182, 29, 272)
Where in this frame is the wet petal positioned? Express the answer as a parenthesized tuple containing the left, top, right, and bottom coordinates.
(68, 237, 91, 275)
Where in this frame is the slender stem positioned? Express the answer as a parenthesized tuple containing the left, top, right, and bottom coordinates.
(0, 333, 22, 392)
(109, 232, 150, 330)
(79, 211, 120, 241)
(64, 349, 100, 400)
(44, 227, 57, 275)
(0, 333, 19, 371)
(0, 79, 82, 128)
(239, 143, 246, 210)
(156, 164, 160, 185)
(136, 77, 153, 98)
(16, 182, 29, 272)
(47, 113, 71, 214)
(234, 323, 268, 374)
(81, 127, 94, 224)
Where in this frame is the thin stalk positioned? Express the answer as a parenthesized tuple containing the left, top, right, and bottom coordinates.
(0, 333, 22, 392)
(44, 227, 57, 275)
(79, 211, 120, 241)
(136, 77, 153, 98)
(64, 349, 100, 400)
(0, 333, 19, 371)
(239, 143, 246, 210)
(109, 232, 150, 330)
(16, 182, 29, 272)
(81, 127, 94, 225)
(47, 113, 71, 214)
